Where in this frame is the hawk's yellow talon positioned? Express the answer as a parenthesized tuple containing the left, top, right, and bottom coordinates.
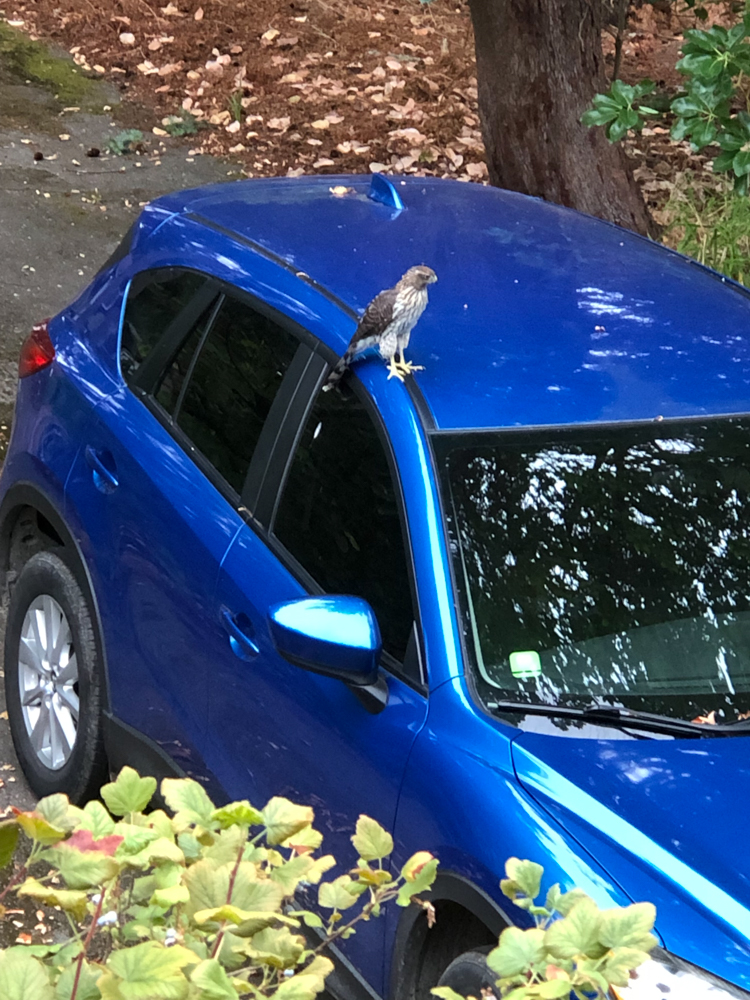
(396, 359, 425, 376)
(387, 359, 405, 382)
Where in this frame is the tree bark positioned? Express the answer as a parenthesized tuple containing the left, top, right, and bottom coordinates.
(467, 0, 654, 236)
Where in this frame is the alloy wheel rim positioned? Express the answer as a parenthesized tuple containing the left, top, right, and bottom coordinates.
(17, 595, 79, 770)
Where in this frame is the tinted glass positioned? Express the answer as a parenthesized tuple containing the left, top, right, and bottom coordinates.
(121, 270, 205, 382)
(155, 302, 216, 417)
(273, 386, 413, 662)
(441, 418, 750, 724)
(175, 295, 299, 495)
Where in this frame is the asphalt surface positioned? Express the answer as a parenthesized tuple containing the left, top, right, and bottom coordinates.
(0, 36, 235, 814)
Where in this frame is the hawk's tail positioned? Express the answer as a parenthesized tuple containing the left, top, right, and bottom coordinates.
(322, 352, 351, 392)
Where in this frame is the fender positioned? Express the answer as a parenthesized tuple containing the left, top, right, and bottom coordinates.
(0, 480, 112, 713)
(388, 870, 509, 1000)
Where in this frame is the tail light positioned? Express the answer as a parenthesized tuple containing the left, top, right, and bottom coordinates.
(19, 320, 55, 378)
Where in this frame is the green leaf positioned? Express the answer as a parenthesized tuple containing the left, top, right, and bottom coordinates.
(262, 797, 314, 846)
(601, 947, 653, 986)
(101, 767, 157, 816)
(396, 857, 438, 906)
(78, 801, 116, 839)
(55, 959, 102, 1000)
(677, 52, 724, 78)
(103, 941, 196, 999)
(203, 826, 246, 866)
(555, 888, 592, 916)
(581, 107, 619, 128)
(0, 947, 53, 1000)
(545, 898, 604, 960)
(37, 794, 83, 833)
(17, 876, 89, 921)
(351, 815, 394, 861)
(151, 883, 190, 909)
(501, 858, 544, 902)
(610, 79, 636, 104)
(189, 958, 236, 1000)
(47, 843, 119, 889)
(607, 118, 631, 143)
(278, 824, 323, 852)
(211, 801, 263, 829)
(734, 149, 750, 176)
(161, 778, 216, 829)
(247, 925, 305, 968)
(713, 149, 736, 171)
(535, 981, 574, 999)
(598, 902, 657, 951)
(13, 809, 66, 846)
(272, 970, 332, 1000)
(486, 927, 546, 978)
(270, 853, 317, 894)
(690, 118, 718, 149)
(318, 875, 362, 911)
(0, 820, 19, 869)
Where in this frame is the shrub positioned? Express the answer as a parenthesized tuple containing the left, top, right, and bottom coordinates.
(0, 767, 438, 999)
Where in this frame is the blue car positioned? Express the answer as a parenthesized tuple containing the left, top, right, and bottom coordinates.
(3, 174, 750, 1000)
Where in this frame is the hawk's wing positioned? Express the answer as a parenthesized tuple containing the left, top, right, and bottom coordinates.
(348, 286, 398, 354)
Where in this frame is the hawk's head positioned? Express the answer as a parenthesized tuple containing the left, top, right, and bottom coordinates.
(401, 265, 438, 290)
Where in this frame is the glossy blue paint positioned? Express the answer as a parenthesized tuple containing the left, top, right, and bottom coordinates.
(512, 734, 750, 987)
(154, 174, 750, 429)
(268, 595, 381, 684)
(4, 177, 750, 1000)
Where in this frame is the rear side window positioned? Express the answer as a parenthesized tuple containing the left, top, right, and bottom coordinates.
(156, 293, 300, 496)
(120, 269, 206, 382)
(272, 386, 414, 663)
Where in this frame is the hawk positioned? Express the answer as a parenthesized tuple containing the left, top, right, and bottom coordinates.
(324, 264, 437, 390)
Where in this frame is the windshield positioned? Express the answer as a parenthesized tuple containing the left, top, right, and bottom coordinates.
(438, 417, 750, 726)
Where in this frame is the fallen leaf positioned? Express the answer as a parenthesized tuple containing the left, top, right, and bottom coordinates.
(311, 119, 330, 130)
(276, 36, 299, 48)
(261, 28, 280, 45)
(194, 5, 204, 19)
(160, 2, 183, 15)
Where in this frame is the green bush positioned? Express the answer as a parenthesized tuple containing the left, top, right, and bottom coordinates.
(0, 767, 438, 999)
(0, 771, 656, 1000)
(433, 858, 657, 1000)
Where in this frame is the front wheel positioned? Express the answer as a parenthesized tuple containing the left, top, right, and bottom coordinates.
(4, 549, 108, 803)
(437, 949, 499, 1000)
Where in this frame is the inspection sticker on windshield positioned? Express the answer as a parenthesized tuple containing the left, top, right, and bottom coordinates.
(509, 650, 542, 679)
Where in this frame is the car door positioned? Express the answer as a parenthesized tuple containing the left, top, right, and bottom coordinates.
(207, 375, 429, 992)
(64, 269, 302, 780)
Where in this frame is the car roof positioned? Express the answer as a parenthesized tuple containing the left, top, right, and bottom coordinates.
(152, 174, 750, 432)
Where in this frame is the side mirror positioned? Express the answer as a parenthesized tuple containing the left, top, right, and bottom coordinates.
(267, 595, 381, 687)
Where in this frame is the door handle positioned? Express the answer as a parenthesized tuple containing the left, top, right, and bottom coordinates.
(221, 608, 260, 660)
(85, 446, 118, 493)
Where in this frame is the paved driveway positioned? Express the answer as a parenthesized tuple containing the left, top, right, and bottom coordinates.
(0, 44, 233, 812)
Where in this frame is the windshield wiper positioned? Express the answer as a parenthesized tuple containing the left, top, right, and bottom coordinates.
(488, 701, 738, 738)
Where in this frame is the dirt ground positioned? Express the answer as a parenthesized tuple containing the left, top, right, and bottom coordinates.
(0, 0, 734, 227)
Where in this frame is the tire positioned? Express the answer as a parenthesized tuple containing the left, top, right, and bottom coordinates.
(437, 949, 499, 1000)
(4, 549, 108, 803)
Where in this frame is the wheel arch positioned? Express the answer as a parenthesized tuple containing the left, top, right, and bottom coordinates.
(389, 871, 508, 1000)
(0, 481, 112, 715)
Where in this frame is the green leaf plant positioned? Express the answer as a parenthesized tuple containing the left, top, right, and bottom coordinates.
(432, 857, 657, 1000)
(0, 767, 438, 1000)
(584, 0, 750, 193)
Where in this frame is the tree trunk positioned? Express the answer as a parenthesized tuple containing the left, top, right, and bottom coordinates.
(467, 0, 654, 236)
